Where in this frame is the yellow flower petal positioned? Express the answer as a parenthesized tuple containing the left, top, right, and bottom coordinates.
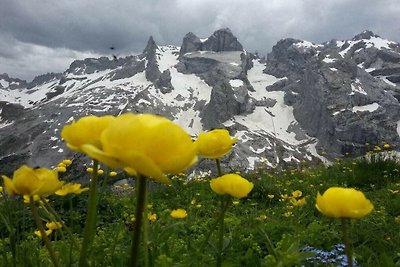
(61, 115, 116, 153)
(195, 129, 237, 159)
(316, 187, 373, 219)
(170, 209, 187, 219)
(3, 166, 63, 196)
(210, 174, 254, 198)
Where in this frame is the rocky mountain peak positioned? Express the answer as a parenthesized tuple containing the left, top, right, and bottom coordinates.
(179, 28, 244, 56)
(143, 36, 158, 56)
(352, 30, 379, 41)
(202, 28, 243, 52)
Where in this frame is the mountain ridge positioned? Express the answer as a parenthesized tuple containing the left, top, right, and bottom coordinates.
(1, 28, 399, 176)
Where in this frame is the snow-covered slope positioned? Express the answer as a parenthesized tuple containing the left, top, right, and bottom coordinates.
(1, 29, 399, 176)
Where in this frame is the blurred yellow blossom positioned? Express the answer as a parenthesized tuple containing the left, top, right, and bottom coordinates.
(2, 165, 63, 197)
(23, 195, 49, 204)
(170, 209, 187, 219)
(97, 169, 104, 175)
(232, 201, 240, 206)
(61, 115, 115, 152)
(316, 187, 373, 219)
(109, 171, 118, 177)
(267, 194, 275, 199)
(291, 190, 302, 198)
(147, 213, 157, 222)
(62, 159, 72, 166)
(57, 166, 67, 173)
(210, 174, 253, 199)
(46, 221, 62, 230)
(82, 113, 197, 184)
(34, 229, 53, 237)
(55, 183, 89, 196)
(86, 167, 93, 173)
(195, 129, 237, 159)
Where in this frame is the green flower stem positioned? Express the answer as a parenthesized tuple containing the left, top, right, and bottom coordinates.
(341, 218, 353, 267)
(201, 196, 232, 251)
(142, 179, 149, 267)
(216, 196, 231, 267)
(130, 175, 148, 267)
(40, 197, 79, 249)
(79, 160, 99, 267)
(215, 159, 222, 177)
(259, 228, 279, 262)
(29, 197, 60, 267)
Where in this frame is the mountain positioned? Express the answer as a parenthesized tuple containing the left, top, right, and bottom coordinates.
(1, 29, 399, 176)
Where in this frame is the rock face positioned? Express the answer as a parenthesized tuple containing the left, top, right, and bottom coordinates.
(264, 31, 400, 157)
(0, 29, 399, 177)
(179, 28, 243, 56)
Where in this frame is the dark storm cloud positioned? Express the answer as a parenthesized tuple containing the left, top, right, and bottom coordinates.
(0, 0, 399, 81)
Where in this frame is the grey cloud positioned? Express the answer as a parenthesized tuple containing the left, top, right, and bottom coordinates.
(0, 0, 399, 80)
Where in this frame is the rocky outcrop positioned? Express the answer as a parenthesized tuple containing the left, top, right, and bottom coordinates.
(179, 28, 243, 56)
(202, 28, 244, 52)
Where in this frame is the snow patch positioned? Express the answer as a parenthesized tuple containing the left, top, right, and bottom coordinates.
(229, 79, 243, 87)
(0, 79, 9, 88)
(352, 102, 380, 113)
(323, 56, 336, 63)
(350, 79, 367, 95)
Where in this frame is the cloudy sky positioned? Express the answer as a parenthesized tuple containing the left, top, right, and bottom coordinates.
(1, 0, 399, 81)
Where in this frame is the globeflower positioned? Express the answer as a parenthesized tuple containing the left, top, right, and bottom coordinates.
(34, 229, 53, 237)
(82, 113, 197, 184)
(170, 209, 187, 219)
(61, 115, 116, 152)
(46, 221, 62, 230)
(195, 129, 237, 159)
(2, 165, 63, 197)
(55, 183, 89, 196)
(210, 174, 254, 198)
(316, 187, 373, 219)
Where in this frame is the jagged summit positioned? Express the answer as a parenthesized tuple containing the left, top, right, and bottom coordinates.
(179, 28, 243, 56)
(0, 29, 399, 176)
(143, 36, 158, 55)
(352, 30, 380, 41)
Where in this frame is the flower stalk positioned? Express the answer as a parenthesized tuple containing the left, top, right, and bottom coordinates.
(79, 160, 99, 267)
(341, 218, 353, 267)
(130, 175, 148, 267)
(29, 197, 60, 267)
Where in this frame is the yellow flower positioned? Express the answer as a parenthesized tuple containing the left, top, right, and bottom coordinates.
(62, 159, 73, 166)
(46, 221, 62, 230)
(0, 186, 3, 193)
(23, 195, 49, 204)
(34, 229, 53, 237)
(2, 165, 63, 197)
(86, 167, 93, 173)
(232, 200, 240, 206)
(57, 166, 67, 173)
(55, 183, 89, 196)
(290, 197, 307, 207)
(195, 129, 237, 159)
(210, 174, 254, 198)
(291, 190, 302, 198)
(148, 212, 157, 222)
(58, 163, 66, 168)
(373, 146, 381, 152)
(61, 115, 116, 152)
(316, 187, 373, 219)
(383, 143, 390, 149)
(97, 169, 104, 175)
(109, 171, 118, 177)
(82, 113, 197, 184)
(267, 194, 275, 199)
(170, 209, 187, 219)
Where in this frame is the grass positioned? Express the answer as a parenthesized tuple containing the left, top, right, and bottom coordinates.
(1, 151, 400, 266)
